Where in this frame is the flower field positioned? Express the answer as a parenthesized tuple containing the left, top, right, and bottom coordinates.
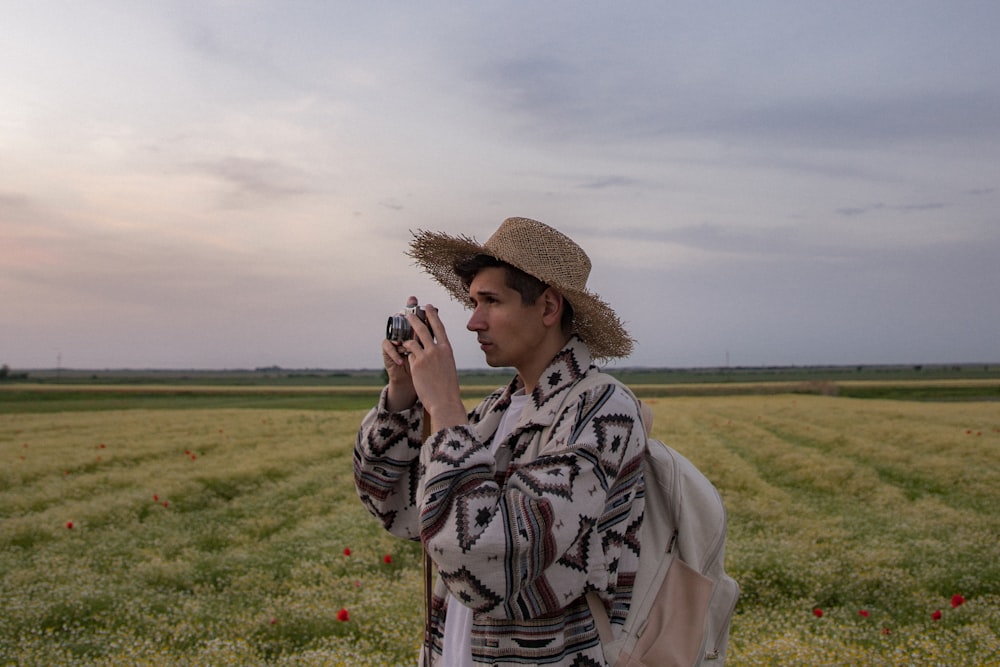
(1, 391, 998, 665)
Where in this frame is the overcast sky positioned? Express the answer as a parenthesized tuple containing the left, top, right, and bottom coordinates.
(3, 1, 999, 371)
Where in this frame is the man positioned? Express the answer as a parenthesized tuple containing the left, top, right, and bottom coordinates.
(354, 217, 646, 666)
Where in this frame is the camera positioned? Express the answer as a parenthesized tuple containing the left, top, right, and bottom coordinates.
(386, 301, 431, 342)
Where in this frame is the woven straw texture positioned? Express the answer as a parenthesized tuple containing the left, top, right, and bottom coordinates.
(407, 217, 634, 360)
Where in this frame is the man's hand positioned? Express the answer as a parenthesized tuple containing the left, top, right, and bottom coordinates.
(382, 296, 421, 412)
(399, 304, 468, 431)
(382, 336, 418, 412)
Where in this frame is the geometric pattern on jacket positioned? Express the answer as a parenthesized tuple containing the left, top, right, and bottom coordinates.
(355, 337, 646, 666)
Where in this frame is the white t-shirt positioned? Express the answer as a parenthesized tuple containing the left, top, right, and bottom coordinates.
(440, 390, 529, 666)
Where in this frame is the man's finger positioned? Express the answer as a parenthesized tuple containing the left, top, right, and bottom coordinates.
(406, 310, 438, 348)
(382, 338, 408, 366)
(421, 304, 448, 346)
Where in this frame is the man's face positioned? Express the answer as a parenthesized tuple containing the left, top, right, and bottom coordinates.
(466, 266, 548, 369)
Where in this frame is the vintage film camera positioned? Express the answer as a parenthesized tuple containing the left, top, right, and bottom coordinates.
(386, 299, 432, 343)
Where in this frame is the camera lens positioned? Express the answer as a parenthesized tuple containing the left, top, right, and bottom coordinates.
(386, 314, 413, 342)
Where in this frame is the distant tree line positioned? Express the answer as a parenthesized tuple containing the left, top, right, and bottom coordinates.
(0, 364, 29, 380)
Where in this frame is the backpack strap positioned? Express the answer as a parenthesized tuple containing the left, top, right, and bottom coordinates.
(586, 590, 615, 645)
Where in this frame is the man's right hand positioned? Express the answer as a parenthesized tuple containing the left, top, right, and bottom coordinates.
(383, 337, 417, 412)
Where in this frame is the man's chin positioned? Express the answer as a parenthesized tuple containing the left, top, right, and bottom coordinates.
(482, 349, 504, 368)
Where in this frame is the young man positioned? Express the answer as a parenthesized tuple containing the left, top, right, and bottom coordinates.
(354, 217, 646, 666)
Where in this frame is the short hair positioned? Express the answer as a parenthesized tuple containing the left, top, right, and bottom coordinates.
(454, 254, 574, 334)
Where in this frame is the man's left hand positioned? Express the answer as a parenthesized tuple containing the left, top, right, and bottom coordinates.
(399, 304, 468, 431)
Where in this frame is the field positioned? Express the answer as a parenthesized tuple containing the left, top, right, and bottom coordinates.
(1, 382, 999, 666)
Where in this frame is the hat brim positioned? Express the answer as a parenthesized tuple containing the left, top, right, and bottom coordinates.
(408, 229, 634, 360)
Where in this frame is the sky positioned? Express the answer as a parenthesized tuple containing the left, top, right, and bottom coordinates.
(3, 1, 999, 371)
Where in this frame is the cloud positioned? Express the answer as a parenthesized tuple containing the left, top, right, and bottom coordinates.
(897, 202, 946, 213)
(836, 201, 948, 217)
(188, 156, 310, 208)
(475, 55, 581, 118)
(378, 199, 405, 211)
(607, 228, 1000, 367)
(703, 91, 1000, 149)
(836, 207, 870, 217)
(653, 223, 877, 265)
(5, 2, 1000, 368)
(0, 191, 30, 209)
(576, 175, 642, 190)
(451, 3, 1000, 157)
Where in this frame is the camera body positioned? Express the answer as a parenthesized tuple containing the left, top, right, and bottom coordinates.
(386, 302, 430, 342)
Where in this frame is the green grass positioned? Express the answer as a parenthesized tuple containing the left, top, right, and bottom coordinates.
(837, 383, 1000, 401)
(648, 394, 1000, 665)
(5, 375, 998, 414)
(1, 408, 424, 666)
(10, 362, 1000, 387)
(0, 387, 383, 414)
(2, 391, 999, 665)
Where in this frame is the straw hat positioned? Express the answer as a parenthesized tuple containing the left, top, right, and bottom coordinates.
(407, 216, 634, 360)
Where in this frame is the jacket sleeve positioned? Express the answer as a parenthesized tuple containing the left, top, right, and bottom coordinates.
(419, 382, 645, 621)
(353, 387, 427, 541)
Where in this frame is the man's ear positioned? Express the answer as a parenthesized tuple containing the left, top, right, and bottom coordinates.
(540, 288, 564, 327)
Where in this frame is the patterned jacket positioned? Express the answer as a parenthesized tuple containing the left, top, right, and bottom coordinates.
(354, 338, 646, 666)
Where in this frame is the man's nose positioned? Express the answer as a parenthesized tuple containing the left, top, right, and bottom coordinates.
(467, 308, 485, 331)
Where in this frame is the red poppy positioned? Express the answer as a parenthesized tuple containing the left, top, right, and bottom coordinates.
(858, 609, 869, 618)
(337, 608, 349, 622)
(343, 547, 351, 556)
(153, 495, 159, 502)
(932, 609, 942, 621)
(951, 594, 965, 608)
(270, 617, 278, 625)
(383, 554, 393, 564)
(163, 501, 169, 508)
(813, 608, 823, 618)
(66, 521, 74, 529)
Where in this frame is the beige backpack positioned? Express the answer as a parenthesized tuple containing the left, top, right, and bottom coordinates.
(550, 372, 740, 667)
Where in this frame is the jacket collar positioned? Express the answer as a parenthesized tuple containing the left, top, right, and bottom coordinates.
(476, 336, 596, 443)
